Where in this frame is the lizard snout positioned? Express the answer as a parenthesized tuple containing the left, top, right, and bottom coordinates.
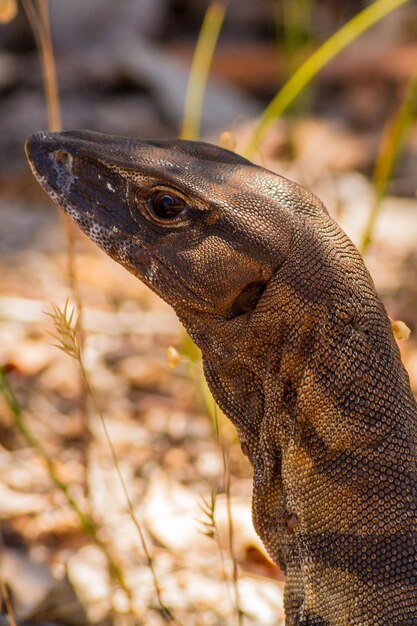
(25, 132, 73, 181)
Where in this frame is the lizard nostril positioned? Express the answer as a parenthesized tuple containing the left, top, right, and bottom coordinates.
(53, 149, 73, 171)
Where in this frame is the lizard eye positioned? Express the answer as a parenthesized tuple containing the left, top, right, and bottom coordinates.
(145, 191, 186, 224)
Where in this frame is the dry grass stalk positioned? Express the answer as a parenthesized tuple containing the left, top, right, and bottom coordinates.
(197, 484, 238, 619)
(360, 69, 417, 254)
(22, 0, 91, 501)
(0, 578, 17, 626)
(213, 405, 244, 626)
(0, 533, 18, 626)
(197, 486, 219, 540)
(49, 303, 182, 625)
(0, 367, 132, 601)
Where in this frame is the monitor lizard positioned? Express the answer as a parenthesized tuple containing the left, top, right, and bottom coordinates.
(26, 130, 417, 626)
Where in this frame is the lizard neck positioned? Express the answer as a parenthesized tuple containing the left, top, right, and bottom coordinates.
(182, 219, 417, 463)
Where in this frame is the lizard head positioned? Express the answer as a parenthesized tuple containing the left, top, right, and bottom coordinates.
(26, 131, 296, 336)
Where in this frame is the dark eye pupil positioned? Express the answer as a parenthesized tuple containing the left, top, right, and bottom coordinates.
(148, 193, 184, 220)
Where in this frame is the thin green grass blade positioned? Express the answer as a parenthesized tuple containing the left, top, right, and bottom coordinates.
(359, 70, 417, 254)
(281, 0, 314, 76)
(0, 367, 94, 534)
(181, 1, 227, 140)
(243, 0, 412, 158)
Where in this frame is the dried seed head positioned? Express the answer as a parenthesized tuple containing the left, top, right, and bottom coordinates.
(166, 346, 181, 369)
(391, 319, 411, 341)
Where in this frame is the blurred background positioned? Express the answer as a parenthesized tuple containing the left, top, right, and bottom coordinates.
(0, 1, 416, 625)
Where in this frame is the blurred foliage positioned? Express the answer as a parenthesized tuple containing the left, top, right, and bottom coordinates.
(360, 69, 417, 253)
(244, 0, 413, 156)
(181, 0, 226, 140)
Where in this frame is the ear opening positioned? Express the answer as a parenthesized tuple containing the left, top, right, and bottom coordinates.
(230, 281, 267, 317)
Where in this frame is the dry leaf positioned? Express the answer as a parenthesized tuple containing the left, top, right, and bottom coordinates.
(0, 483, 48, 517)
(292, 119, 370, 173)
(5, 339, 55, 375)
(0, 549, 54, 618)
(237, 575, 285, 625)
(142, 470, 199, 553)
(142, 470, 266, 561)
(67, 546, 111, 623)
(0, 0, 17, 23)
(212, 494, 266, 561)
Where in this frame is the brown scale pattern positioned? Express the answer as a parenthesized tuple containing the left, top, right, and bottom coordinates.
(26, 131, 417, 626)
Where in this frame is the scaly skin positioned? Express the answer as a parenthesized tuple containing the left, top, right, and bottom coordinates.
(26, 131, 417, 625)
